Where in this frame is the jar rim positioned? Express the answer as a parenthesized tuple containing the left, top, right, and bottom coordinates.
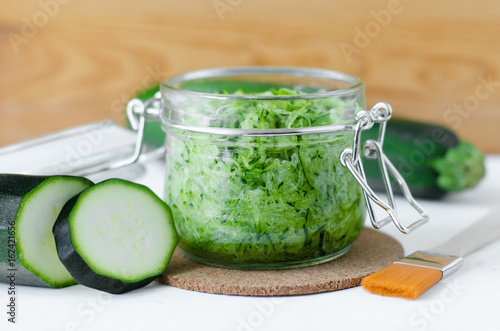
(161, 66, 364, 100)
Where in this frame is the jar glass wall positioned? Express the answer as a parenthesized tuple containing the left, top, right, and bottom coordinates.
(160, 67, 366, 269)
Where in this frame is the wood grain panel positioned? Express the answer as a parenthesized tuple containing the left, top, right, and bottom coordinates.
(1, 0, 499, 152)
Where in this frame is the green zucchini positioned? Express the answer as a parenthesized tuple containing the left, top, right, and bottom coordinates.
(53, 178, 178, 294)
(0, 174, 93, 287)
(362, 119, 485, 199)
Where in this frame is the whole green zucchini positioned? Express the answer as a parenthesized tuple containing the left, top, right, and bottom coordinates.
(362, 119, 485, 199)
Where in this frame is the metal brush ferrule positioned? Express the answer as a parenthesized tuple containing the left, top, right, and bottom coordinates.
(395, 251, 464, 279)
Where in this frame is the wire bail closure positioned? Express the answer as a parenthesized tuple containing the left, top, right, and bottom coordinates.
(340, 102, 429, 234)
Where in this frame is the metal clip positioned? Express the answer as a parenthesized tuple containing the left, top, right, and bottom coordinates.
(340, 102, 429, 234)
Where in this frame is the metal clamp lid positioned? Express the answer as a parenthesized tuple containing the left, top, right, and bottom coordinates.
(340, 102, 429, 234)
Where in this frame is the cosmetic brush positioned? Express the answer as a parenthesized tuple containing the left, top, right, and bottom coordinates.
(362, 208, 500, 299)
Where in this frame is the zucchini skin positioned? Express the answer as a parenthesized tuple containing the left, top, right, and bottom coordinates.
(52, 194, 158, 294)
(361, 119, 460, 199)
(0, 175, 48, 230)
(0, 175, 59, 287)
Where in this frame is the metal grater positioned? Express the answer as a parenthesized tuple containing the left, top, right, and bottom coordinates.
(0, 100, 164, 182)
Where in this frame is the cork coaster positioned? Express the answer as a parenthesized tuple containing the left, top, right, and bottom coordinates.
(157, 228, 403, 296)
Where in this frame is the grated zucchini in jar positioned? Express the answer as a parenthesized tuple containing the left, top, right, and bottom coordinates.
(164, 88, 365, 266)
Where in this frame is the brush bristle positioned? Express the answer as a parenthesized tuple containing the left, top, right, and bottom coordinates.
(362, 263, 443, 300)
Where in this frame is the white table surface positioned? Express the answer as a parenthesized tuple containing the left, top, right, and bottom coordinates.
(2, 155, 499, 331)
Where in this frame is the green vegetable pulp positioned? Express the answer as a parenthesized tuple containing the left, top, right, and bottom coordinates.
(164, 88, 365, 268)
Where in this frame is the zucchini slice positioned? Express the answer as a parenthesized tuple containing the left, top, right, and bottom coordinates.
(53, 178, 178, 294)
(0, 174, 93, 287)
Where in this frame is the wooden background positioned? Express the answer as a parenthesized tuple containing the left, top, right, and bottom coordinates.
(1, 0, 499, 152)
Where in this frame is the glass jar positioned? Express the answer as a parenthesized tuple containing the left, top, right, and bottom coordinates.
(159, 67, 367, 269)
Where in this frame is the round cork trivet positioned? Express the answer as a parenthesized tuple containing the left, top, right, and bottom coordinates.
(158, 228, 403, 296)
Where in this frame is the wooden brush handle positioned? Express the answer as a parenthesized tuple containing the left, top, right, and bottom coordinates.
(431, 208, 500, 257)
